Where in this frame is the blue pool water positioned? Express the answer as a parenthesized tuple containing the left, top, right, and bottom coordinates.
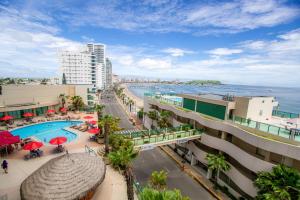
(11, 121, 82, 144)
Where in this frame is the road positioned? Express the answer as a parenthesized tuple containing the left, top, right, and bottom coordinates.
(99, 92, 215, 200)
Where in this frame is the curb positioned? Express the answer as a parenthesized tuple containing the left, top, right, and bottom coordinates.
(159, 146, 224, 200)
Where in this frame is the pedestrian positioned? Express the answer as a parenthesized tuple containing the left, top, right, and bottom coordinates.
(1, 160, 8, 174)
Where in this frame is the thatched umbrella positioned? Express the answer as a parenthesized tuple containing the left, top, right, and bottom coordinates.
(20, 153, 106, 200)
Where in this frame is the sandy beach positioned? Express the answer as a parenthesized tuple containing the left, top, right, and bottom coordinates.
(121, 83, 144, 109)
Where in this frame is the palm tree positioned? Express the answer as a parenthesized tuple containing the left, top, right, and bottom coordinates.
(128, 99, 134, 112)
(147, 110, 158, 129)
(71, 96, 84, 111)
(95, 104, 105, 121)
(108, 144, 138, 200)
(254, 164, 300, 200)
(59, 93, 67, 108)
(120, 93, 126, 104)
(99, 115, 121, 154)
(149, 170, 168, 190)
(139, 187, 190, 200)
(205, 153, 230, 181)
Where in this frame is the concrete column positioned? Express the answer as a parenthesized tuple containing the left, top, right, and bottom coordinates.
(207, 169, 212, 179)
(191, 155, 197, 166)
(264, 151, 271, 162)
(221, 131, 227, 140)
(283, 156, 293, 167)
(256, 122, 261, 129)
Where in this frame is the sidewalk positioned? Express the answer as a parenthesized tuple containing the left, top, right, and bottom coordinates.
(159, 146, 230, 200)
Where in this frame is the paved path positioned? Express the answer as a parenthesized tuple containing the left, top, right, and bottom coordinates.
(100, 92, 216, 200)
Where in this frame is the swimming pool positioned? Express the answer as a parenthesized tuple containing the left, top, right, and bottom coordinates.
(11, 121, 82, 144)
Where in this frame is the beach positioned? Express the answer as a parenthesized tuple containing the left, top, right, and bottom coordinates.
(121, 83, 144, 109)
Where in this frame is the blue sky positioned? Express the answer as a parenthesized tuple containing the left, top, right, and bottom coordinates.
(0, 0, 300, 87)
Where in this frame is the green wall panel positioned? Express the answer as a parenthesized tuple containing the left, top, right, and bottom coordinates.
(183, 98, 196, 111)
(196, 101, 226, 120)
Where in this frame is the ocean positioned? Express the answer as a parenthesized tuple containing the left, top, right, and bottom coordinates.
(127, 83, 300, 114)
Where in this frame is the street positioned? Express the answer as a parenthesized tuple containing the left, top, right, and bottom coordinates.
(100, 92, 215, 200)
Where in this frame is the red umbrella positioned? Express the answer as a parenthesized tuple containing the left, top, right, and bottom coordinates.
(23, 112, 34, 117)
(0, 115, 13, 121)
(88, 128, 100, 134)
(49, 137, 67, 145)
(60, 107, 67, 112)
(84, 116, 94, 119)
(23, 141, 43, 151)
(88, 120, 97, 125)
(0, 131, 13, 137)
(47, 109, 55, 113)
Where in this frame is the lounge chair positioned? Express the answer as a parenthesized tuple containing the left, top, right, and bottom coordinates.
(79, 125, 88, 132)
(24, 149, 43, 160)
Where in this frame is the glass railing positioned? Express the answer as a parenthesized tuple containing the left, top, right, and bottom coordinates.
(131, 129, 202, 146)
(272, 110, 299, 118)
(145, 93, 183, 107)
(232, 116, 297, 140)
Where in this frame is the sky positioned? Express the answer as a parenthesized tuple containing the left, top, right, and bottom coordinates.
(0, 0, 300, 87)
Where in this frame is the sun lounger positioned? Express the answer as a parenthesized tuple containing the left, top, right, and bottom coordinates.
(24, 149, 43, 160)
(79, 125, 88, 132)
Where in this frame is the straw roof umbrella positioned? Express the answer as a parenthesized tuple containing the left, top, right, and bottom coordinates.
(20, 153, 106, 200)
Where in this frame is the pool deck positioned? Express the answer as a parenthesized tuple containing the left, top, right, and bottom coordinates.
(0, 112, 129, 200)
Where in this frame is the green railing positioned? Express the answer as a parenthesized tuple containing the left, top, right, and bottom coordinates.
(233, 116, 293, 140)
(131, 129, 202, 146)
(272, 110, 299, 119)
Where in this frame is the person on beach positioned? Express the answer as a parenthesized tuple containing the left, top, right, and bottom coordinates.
(1, 160, 8, 173)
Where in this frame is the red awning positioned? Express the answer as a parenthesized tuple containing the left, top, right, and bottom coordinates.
(49, 137, 67, 145)
(23, 141, 43, 151)
(88, 128, 100, 134)
(23, 112, 34, 117)
(0, 115, 13, 121)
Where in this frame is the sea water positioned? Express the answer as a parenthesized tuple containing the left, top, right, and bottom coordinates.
(127, 83, 300, 114)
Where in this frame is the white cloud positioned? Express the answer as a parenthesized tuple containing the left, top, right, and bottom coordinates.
(207, 48, 243, 56)
(162, 48, 195, 57)
(137, 58, 172, 70)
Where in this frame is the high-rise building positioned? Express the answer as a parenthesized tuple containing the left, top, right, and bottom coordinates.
(59, 43, 112, 90)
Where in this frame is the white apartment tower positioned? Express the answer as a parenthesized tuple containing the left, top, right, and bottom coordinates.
(60, 43, 112, 90)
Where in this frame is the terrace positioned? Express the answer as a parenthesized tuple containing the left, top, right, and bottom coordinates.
(146, 93, 300, 144)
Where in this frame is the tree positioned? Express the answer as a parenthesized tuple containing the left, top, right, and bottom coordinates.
(62, 73, 67, 84)
(71, 96, 84, 111)
(205, 153, 230, 181)
(95, 104, 105, 121)
(109, 134, 132, 152)
(108, 144, 138, 200)
(139, 187, 190, 200)
(254, 164, 300, 200)
(158, 111, 172, 129)
(147, 111, 158, 129)
(99, 115, 121, 154)
(128, 99, 135, 112)
(149, 170, 168, 190)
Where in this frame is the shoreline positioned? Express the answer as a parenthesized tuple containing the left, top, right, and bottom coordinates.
(120, 83, 144, 108)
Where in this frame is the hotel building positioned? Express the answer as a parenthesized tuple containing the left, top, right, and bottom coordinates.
(59, 43, 112, 90)
(143, 93, 300, 199)
(0, 84, 95, 120)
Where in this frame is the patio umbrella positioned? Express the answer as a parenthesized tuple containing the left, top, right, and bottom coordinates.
(60, 107, 67, 113)
(0, 131, 13, 137)
(49, 136, 67, 145)
(83, 116, 93, 119)
(47, 109, 55, 114)
(0, 115, 13, 121)
(88, 128, 100, 134)
(23, 112, 34, 118)
(23, 141, 43, 151)
(88, 120, 97, 125)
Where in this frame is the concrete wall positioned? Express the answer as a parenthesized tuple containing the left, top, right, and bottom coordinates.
(0, 85, 93, 112)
